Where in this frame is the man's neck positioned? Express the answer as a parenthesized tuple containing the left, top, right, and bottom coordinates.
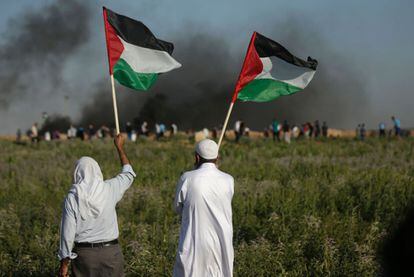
(196, 162, 216, 169)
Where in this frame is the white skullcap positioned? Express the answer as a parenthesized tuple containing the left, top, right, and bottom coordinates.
(195, 139, 218, 160)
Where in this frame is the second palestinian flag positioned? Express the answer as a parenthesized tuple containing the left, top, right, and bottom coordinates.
(233, 32, 318, 102)
(103, 7, 181, 91)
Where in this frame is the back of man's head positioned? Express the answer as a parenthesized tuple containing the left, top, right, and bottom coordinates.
(195, 139, 218, 162)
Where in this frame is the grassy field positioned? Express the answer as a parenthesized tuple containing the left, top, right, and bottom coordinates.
(1, 136, 413, 276)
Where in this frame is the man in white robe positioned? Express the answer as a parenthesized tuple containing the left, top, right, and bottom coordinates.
(174, 139, 234, 277)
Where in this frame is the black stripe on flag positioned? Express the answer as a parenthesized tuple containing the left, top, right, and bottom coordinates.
(254, 32, 318, 70)
(105, 7, 174, 55)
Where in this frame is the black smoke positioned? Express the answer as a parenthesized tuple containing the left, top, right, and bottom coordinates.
(0, 0, 90, 107)
(40, 114, 71, 134)
(0, 1, 369, 131)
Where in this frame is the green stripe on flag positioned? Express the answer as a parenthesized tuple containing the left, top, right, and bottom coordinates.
(237, 78, 302, 102)
(113, 58, 158, 91)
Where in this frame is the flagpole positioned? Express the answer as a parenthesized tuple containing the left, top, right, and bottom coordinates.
(110, 74, 120, 135)
(217, 101, 235, 149)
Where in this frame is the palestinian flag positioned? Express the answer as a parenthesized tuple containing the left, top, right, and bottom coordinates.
(103, 7, 181, 91)
(232, 32, 318, 102)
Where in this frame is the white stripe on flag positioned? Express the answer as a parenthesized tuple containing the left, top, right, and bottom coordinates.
(256, 57, 315, 89)
(119, 36, 181, 73)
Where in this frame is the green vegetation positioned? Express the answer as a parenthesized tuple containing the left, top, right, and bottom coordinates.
(1, 137, 413, 276)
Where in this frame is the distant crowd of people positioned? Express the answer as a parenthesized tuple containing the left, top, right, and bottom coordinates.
(266, 119, 329, 143)
(16, 115, 407, 145)
(228, 119, 329, 144)
(356, 116, 403, 140)
(18, 121, 180, 144)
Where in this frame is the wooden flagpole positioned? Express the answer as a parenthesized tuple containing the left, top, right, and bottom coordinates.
(110, 74, 120, 135)
(217, 101, 235, 149)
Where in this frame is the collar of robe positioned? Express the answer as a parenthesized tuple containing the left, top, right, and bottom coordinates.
(199, 163, 216, 169)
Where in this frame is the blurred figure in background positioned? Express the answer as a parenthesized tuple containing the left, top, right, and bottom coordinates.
(77, 127, 85, 141)
(141, 121, 149, 136)
(125, 122, 132, 140)
(173, 139, 234, 277)
(322, 121, 328, 138)
(314, 120, 321, 138)
(308, 122, 314, 138)
(30, 122, 39, 143)
(170, 123, 178, 136)
(67, 125, 77, 140)
(379, 122, 386, 137)
(292, 125, 300, 139)
(52, 130, 61, 140)
(391, 116, 401, 137)
(100, 125, 111, 139)
(44, 131, 51, 141)
(155, 123, 166, 140)
(58, 135, 135, 277)
(234, 120, 242, 143)
(244, 126, 250, 137)
(160, 123, 166, 138)
(282, 120, 291, 144)
(272, 118, 280, 142)
(212, 126, 218, 139)
(87, 124, 95, 140)
(303, 123, 310, 138)
(360, 124, 366, 141)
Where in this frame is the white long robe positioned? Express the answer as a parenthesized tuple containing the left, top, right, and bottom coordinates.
(174, 163, 234, 277)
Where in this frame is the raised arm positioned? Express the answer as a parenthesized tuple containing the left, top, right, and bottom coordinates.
(114, 134, 130, 166)
(109, 134, 136, 202)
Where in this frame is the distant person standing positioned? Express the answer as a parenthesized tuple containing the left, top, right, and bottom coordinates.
(391, 116, 401, 137)
(67, 125, 77, 140)
(16, 129, 22, 143)
(87, 124, 96, 140)
(282, 120, 291, 143)
(360, 124, 366, 140)
(30, 123, 39, 143)
(171, 123, 178, 136)
(141, 121, 149, 136)
(58, 135, 135, 277)
(159, 123, 166, 138)
(234, 120, 242, 142)
(174, 139, 234, 277)
(77, 127, 85, 141)
(272, 119, 280, 142)
(155, 123, 165, 139)
(322, 121, 328, 138)
(314, 120, 321, 138)
(308, 122, 314, 138)
(125, 122, 132, 140)
(303, 123, 310, 138)
(237, 121, 245, 142)
(44, 131, 51, 141)
(379, 122, 386, 137)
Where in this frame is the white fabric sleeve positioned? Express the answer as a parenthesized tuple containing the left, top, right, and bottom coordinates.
(174, 174, 187, 214)
(108, 164, 136, 202)
(58, 196, 78, 260)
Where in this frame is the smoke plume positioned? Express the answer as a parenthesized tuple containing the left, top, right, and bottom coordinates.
(0, 1, 370, 132)
(0, 0, 90, 108)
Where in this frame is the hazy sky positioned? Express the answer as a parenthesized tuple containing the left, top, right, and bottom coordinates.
(0, 0, 413, 134)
